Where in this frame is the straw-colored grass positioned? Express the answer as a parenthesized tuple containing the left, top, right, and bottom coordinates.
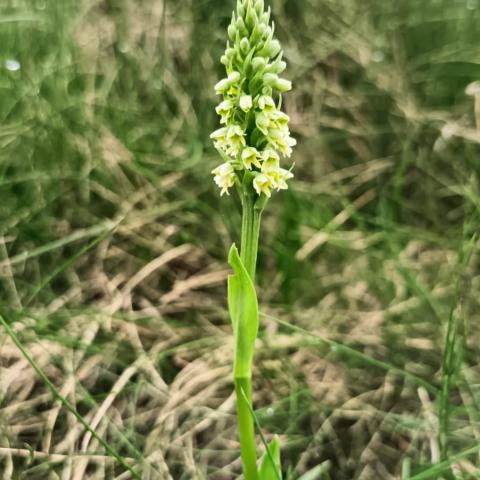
(0, 0, 479, 478)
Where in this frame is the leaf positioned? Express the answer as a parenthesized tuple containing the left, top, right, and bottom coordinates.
(258, 436, 282, 480)
(228, 244, 259, 379)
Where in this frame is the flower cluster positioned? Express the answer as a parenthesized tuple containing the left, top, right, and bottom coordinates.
(211, 0, 295, 197)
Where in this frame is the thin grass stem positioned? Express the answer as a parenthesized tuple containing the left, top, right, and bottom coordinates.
(0, 315, 142, 480)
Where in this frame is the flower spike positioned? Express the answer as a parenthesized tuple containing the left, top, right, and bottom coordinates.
(211, 0, 295, 198)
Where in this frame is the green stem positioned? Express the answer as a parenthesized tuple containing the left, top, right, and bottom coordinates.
(235, 377, 258, 480)
(235, 190, 262, 480)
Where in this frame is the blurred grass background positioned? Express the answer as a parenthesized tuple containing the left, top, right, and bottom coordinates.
(0, 0, 479, 478)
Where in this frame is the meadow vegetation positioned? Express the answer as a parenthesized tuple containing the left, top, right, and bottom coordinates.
(0, 0, 479, 478)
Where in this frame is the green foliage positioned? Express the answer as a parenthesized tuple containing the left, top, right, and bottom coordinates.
(228, 243, 259, 379)
(258, 436, 283, 480)
(0, 314, 142, 479)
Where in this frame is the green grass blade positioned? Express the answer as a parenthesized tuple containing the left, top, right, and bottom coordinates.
(261, 312, 439, 395)
(25, 228, 113, 305)
(0, 220, 119, 270)
(409, 442, 480, 480)
(0, 314, 141, 480)
(439, 233, 477, 461)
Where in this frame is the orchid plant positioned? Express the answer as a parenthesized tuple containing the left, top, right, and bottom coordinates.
(210, 1, 296, 478)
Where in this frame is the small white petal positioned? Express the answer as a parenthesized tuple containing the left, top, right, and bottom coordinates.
(239, 95, 253, 112)
(214, 78, 229, 93)
(210, 127, 227, 140)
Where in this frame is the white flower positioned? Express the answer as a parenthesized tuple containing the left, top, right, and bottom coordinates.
(268, 127, 297, 157)
(241, 147, 262, 170)
(269, 110, 290, 127)
(210, 127, 227, 140)
(253, 173, 275, 198)
(210, 127, 229, 152)
(214, 71, 241, 94)
(260, 150, 293, 191)
(255, 108, 290, 137)
(239, 95, 253, 112)
(258, 95, 276, 112)
(216, 100, 234, 124)
(261, 149, 280, 168)
(261, 150, 281, 185)
(276, 168, 294, 191)
(212, 162, 236, 196)
(214, 78, 230, 94)
(226, 125, 246, 155)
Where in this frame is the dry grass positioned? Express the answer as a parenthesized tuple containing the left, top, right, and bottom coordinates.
(1, 0, 480, 479)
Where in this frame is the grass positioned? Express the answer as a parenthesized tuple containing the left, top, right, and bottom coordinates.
(0, 0, 480, 478)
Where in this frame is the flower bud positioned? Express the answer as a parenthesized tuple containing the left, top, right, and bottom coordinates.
(257, 23, 267, 36)
(263, 73, 292, 92)
(262, 26, 272, 41)
(255, 0, 264, 17)
(214, 71, 241, 94)
(228, 71, 241, 83)
(261, 8, 271, 26)
(245, 4, 258, 30)
(228, 23, 237, 41)
(268, 39, 281, 57)
(214, 78, 230, 93)
(276, 60, 287, 73)
(236, 16, 247, 36)
(273, 78, 292, 92)
(240, 37, 250, 55)
(252, 56, 266, 71)
(270, 110, 290, 126)
(210, 127, 227, 141)
(265, 59, 287, 74)
(237, 2, 245, 18)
